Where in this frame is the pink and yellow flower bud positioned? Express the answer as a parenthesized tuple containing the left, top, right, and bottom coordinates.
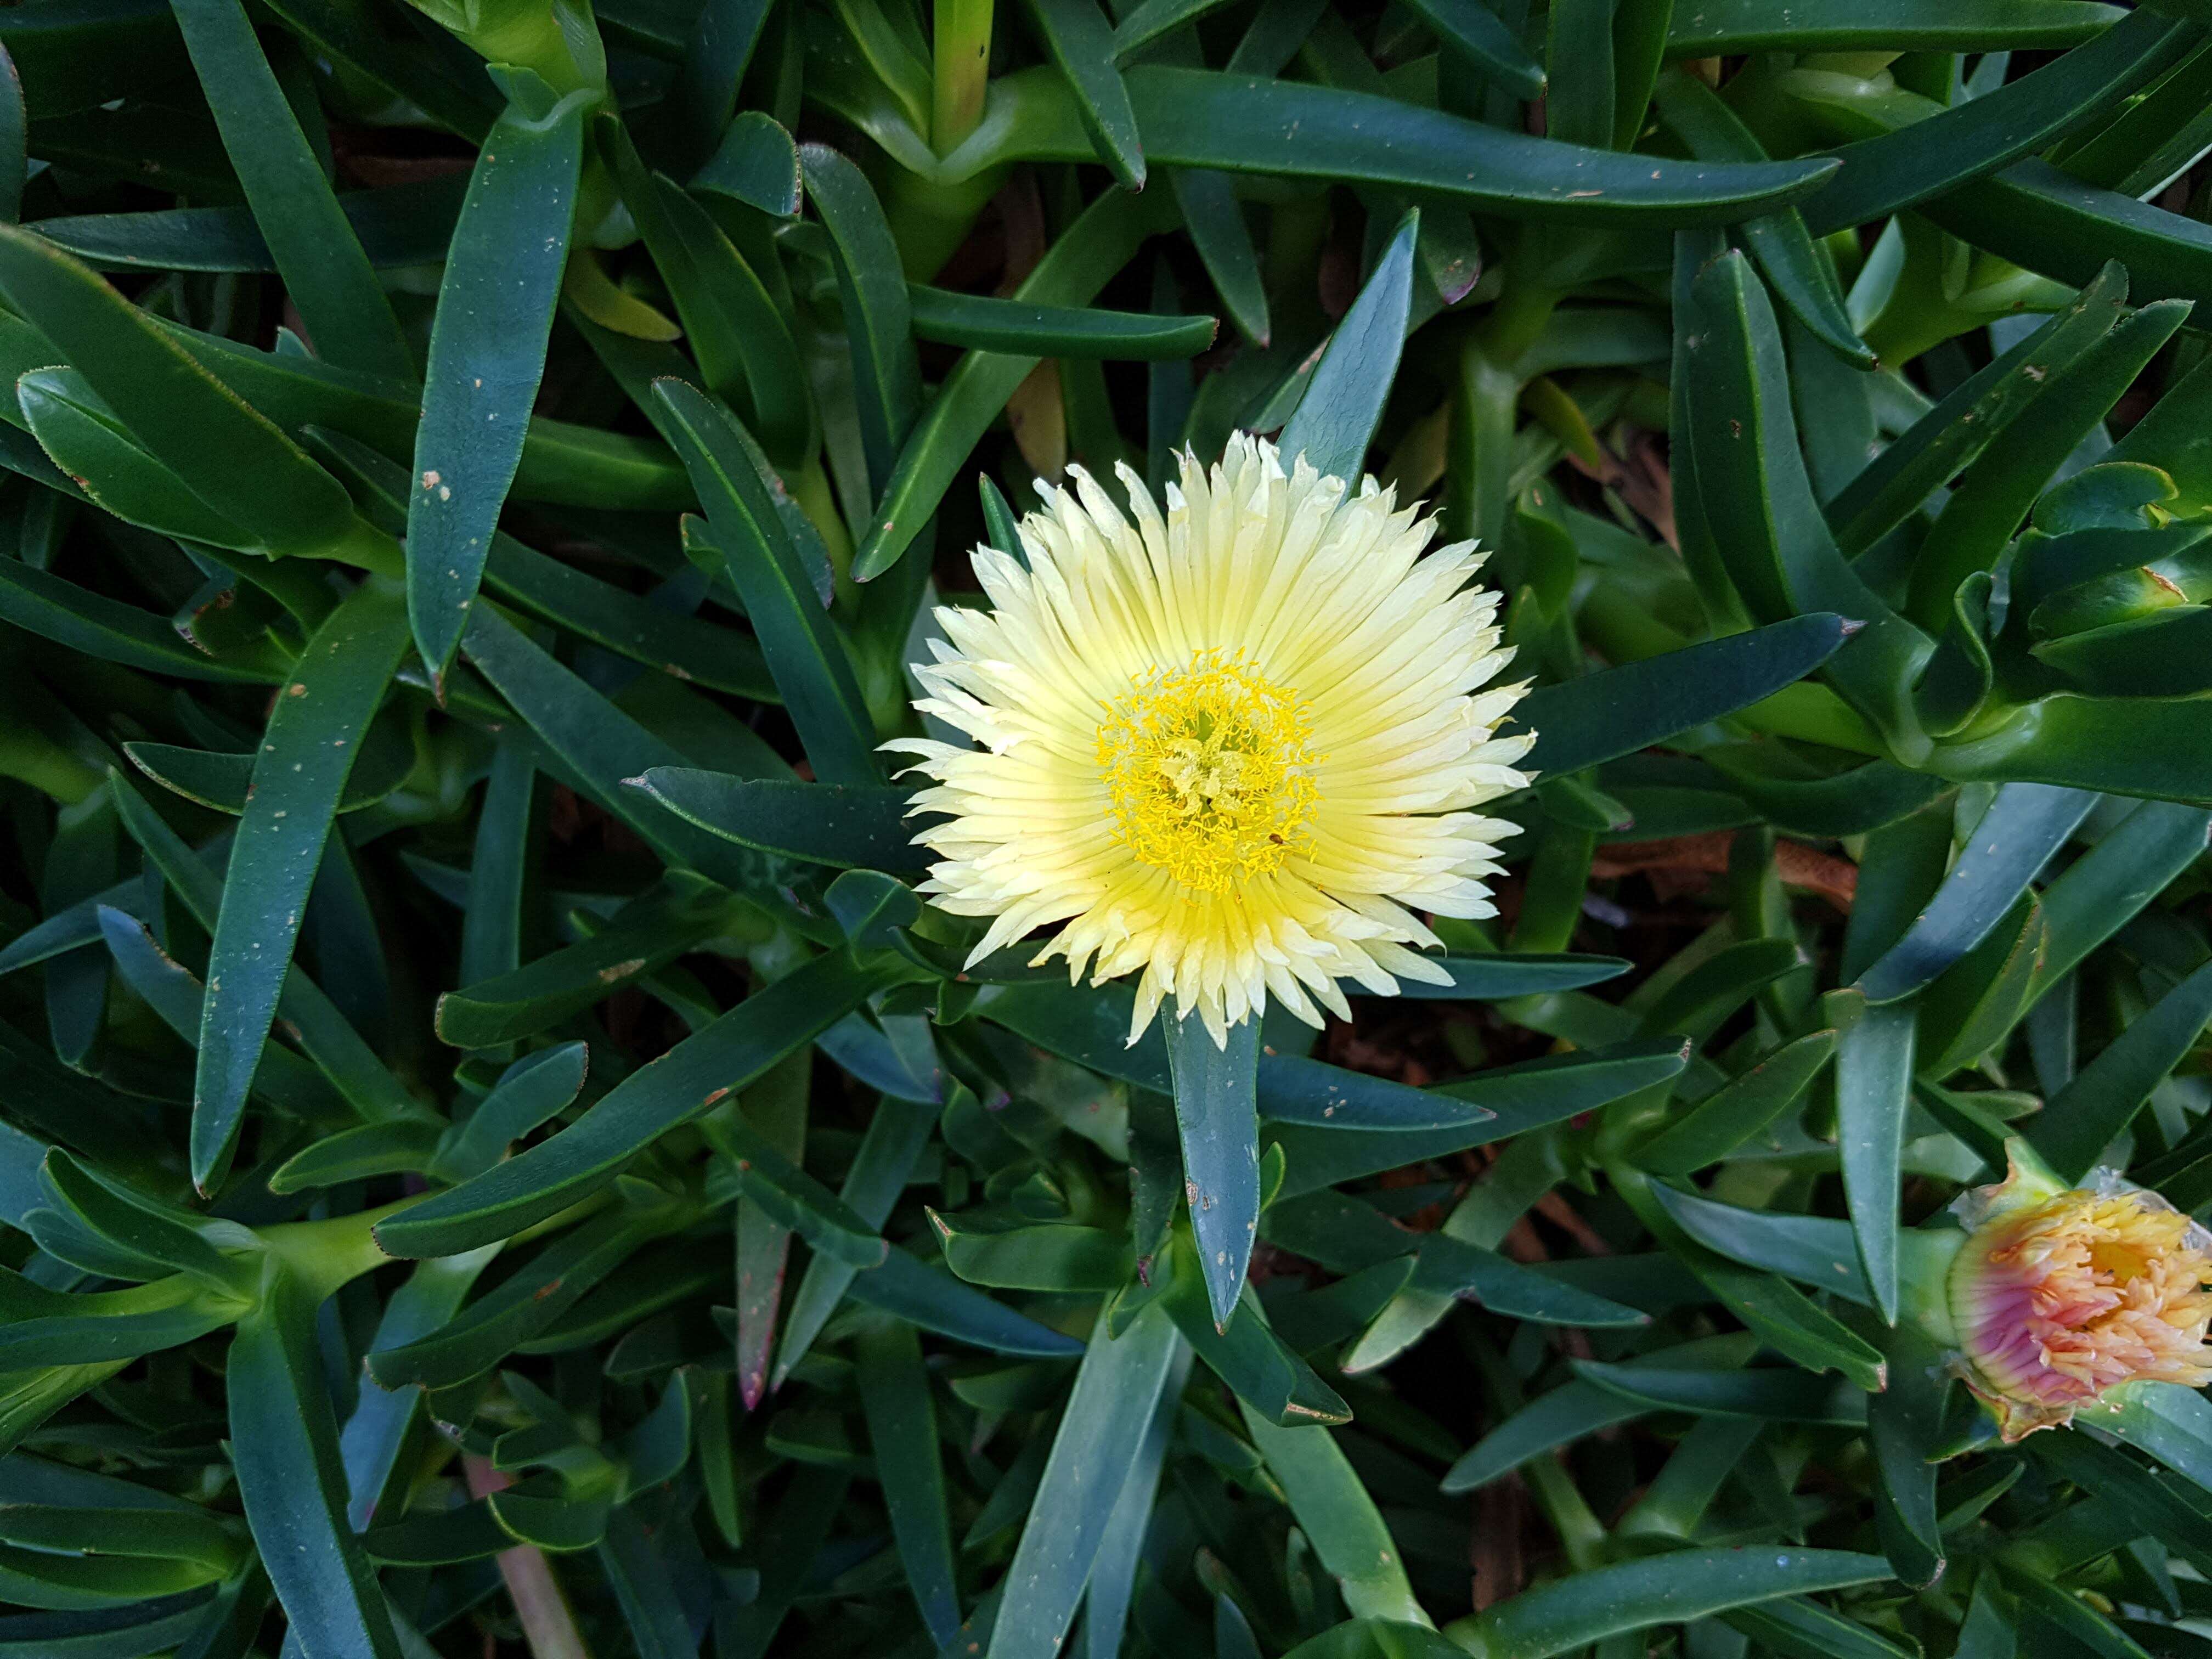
(1945, 1148, 2212, 1440)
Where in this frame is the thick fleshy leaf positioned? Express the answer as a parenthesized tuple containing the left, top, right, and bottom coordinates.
(980, 978, 1497, 1136)
(0, 558, 283, 685)
(1857, 783, 2096, 1003)
(1122, 67, 1837, 221)
(229, 1278, 402, 1659)
(1634, 1029, 1837, 1174)
(800, 143, 921, 491)
(1401, 0, 1544, 100)
(0, 227, 366, 559)
(376, 950, 909, 1255)
(856, 1322, 961, 1645)
(1685, 250, 1932, 748)
(1663, 0, 2118, 55)
(1274, 1040, 1689, 1197)
(1869, 1322, 1950, 1587)
(845, 1249, 1086, 1358)
(1277, 209, 1417, 483)
(1652, 72, 1871, 367)
(404, 72, 588, 680)
(1922, 157, 2212, 309)
(1026, 0, 1146, 187)
(774, 1096, 938, 1384)
(191, 580, 410, 1190)
(1801, 12, 2193, 235)
(652, 379, 880, 786)
(1647, 1181, 1875, 1307)
(456, 605, 811, 921)
(434, 874, 736, 1048)
(1835, 998, 1916, 1323)
(1241, 1405, 1426, 1624)
(1512, 614, 1853, 777)
(2033, 957, 2212, 1181)
(853, 189, 1166, 580)
(123, 725, 410, 818)
(168, 0, 410, 377)
(906, 284, 1217, 359)
(1572, 1360, 1867, 1423)
(107, 775, 415, 1126)
(630, 770, 929, 871)
(2033, 801, 2212, 997)
(1165, 1012, 1261, 1333)
(1824, 264, 2129, 555)
(984, 1308, 1182, 1659)
(1444, 1547, 1891, 1658)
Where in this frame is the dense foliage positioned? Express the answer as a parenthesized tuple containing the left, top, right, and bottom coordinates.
(5, 0, 2212, 1655)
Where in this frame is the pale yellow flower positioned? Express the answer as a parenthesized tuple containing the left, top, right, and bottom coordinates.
(888, 435, 1532, 1046)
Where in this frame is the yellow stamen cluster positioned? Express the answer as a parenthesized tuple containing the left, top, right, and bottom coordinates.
(1097, 652, 1320, 893)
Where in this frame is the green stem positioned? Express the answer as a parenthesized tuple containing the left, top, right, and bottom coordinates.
(1732, 682, 1886, 757)
(882, 160, 1004, 279)
(1481, 279, 1562, 369)
(465, 1457, 596, 1659)
(0, 725, 103, 804)
(1449, 340, 1522, 554)
(1468, 1330, 1609, 1571)
(795, 455, 857, 606)
(1576, 583, 1693, 667)
(261, 1196, 422, 1301)
(321, 514, 407, 580)
(466, 0, 603, 97)
(932, 0, 994, 153)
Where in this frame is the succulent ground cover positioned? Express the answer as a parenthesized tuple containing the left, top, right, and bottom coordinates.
(7, 0, 2212, 1655)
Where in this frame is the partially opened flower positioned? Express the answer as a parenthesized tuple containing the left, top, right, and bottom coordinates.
(1944, 1147, 2212, 1440)
(890, 435, 1531, 1045)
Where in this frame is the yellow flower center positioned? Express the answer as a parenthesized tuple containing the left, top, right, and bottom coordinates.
(1097, 651, 1320, 893)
